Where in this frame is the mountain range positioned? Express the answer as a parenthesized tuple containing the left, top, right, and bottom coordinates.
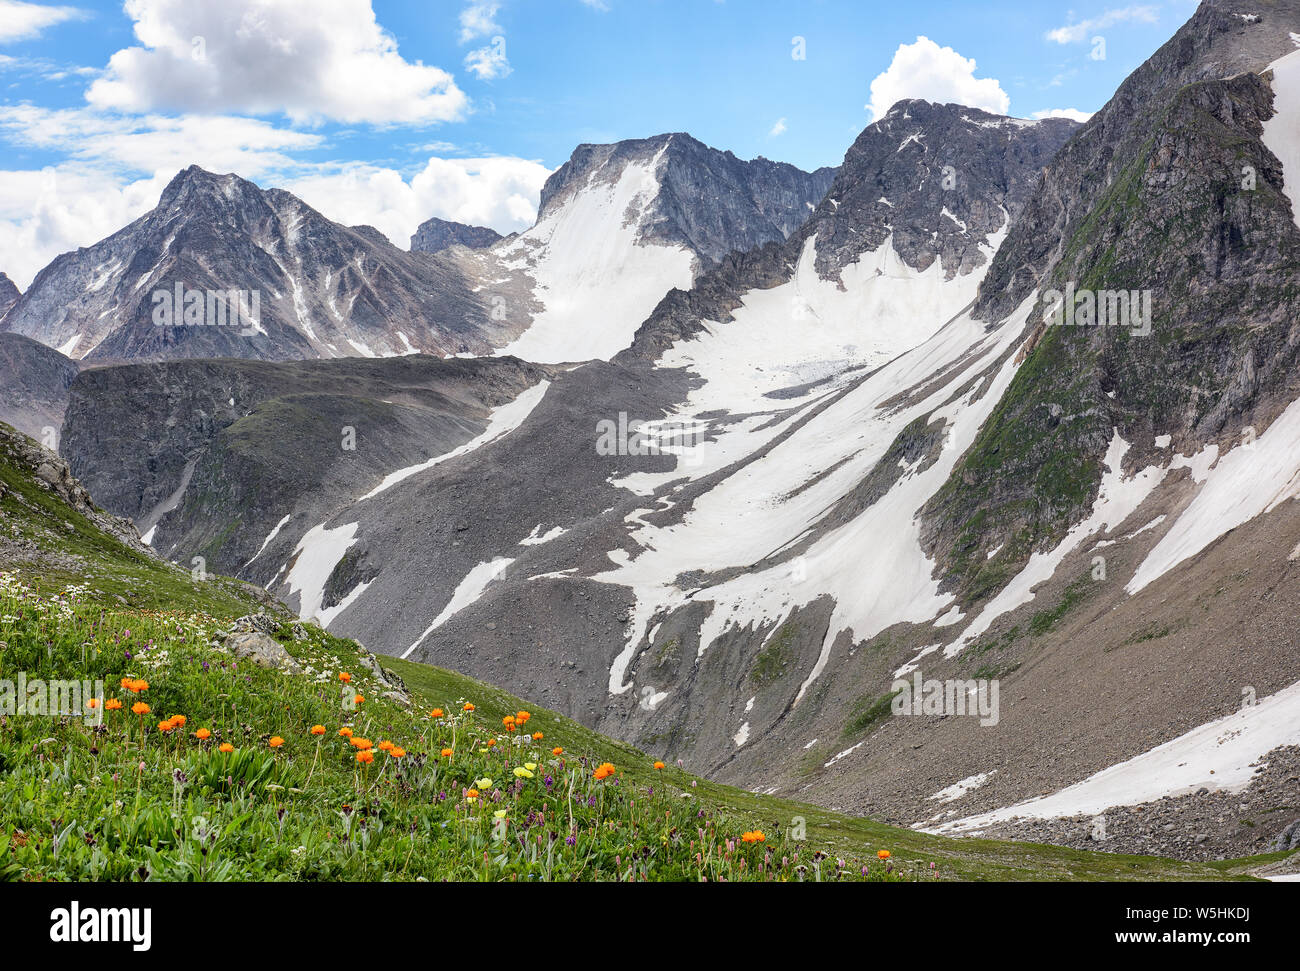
(3, 0, 1300, 865)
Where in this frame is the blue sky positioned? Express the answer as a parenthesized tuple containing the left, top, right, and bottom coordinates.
(0, 0, 1198, 285)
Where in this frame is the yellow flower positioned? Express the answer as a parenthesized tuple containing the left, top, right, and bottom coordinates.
(493, 809, 507, 819)
(476, 778, 493, 789)
(524, 762, 536, 771)
(513, 767, 534, 779)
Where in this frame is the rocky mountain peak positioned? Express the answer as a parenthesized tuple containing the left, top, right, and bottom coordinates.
(410, 216, 504, 254)
(534, 132, 836, 265)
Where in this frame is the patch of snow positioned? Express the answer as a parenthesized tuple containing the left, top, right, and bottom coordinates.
(945, 430, 1166, 657)
(934, 679, 1300, 832)
(401, 557, 515, 658)
(359, 380, 551, 501)
(928, 771, 995, 804)
(733, 721, 750, 746)
(493, 146, 695, 363)
(824, 740, 865, 768)
(284, 521, 363, 627)
(1263, 49, 1300, 230)
(244, 514, 292, 569)
(1128, 397, 1300, 594)
(519, 524, 567, 546)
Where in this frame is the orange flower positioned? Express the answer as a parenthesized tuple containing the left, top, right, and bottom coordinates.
(269, 736, 284, 748)
(86, 698, 99, 710)
(349, 737, 373, 751)
(337, 727, 353, 738)
(552, 747, 564, 756)
(339, 672, 352, 683)
(131, 702, 150, 715)
(515, 711, 530, 724)
(593, 762, 616, 780)
(465, 788, 480, 801)
(877, 850, 891, 860)
(172, 714, 187, 727)
(487, 739, 497, 747)
(124, 678, 149, 693)
(462, 703, 475, 712)
(741, 831, 766, 843)
(430, 708, 445, 718)
(157, 719, 175, 732)
(219, 743, 234, 753)
(389, 747, 406, 759)
(654, 761, 665, 770)
(532, 732, 543, 741)
(356, 750, 374, 764)
(353, 694, 365, 705)
(310, 725, 326, 736)
(378, 740, 394, 752)
(119, 677, 132, 690)
(502, 716, 516, 727)
(105, 698, 123, 711)
(440, 747, 453, 758)
(195, 728, 211, 740)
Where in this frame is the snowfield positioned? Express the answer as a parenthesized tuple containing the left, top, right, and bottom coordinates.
(494, 143, 695, 364)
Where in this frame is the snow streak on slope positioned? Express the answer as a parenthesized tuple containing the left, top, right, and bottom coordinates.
(358, 381, 552, 501)
(940, 430, 1166, 658)
(284, 521, 363, 625)
(1263, 49, 1300, 230)
(1127, 394, 1300, 594)
(274, 379, 550, 631)
(493, 147, 695, 364)
(401, 557, 516, 659)
(596, 275, 1036, 697)
(932, 678, 1300, 832)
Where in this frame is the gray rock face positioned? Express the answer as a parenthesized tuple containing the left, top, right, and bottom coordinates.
(0, 333, 79, 441)
(798, 102, 1077, 282)
(620, 106, 1078, 362)
(60, 354, 552, 580)
(1, 166, 498, 363)
(410, 217, 503, 254)
(0, 272, 18, 319)
(538, 132, 836, 265)
(921, 0, 1300, 604)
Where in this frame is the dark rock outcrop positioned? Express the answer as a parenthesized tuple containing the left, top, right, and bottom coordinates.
(410, 217, 503, 253)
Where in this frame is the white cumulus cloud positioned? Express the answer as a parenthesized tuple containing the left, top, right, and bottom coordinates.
(866, 36, 1010, 122)
(768, 117, 787, 137)
(284, 155, 553, 249)
(1032, 107, 1094, 122)
(0, 167, 171, 289)
(85, 0, 467, 125)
